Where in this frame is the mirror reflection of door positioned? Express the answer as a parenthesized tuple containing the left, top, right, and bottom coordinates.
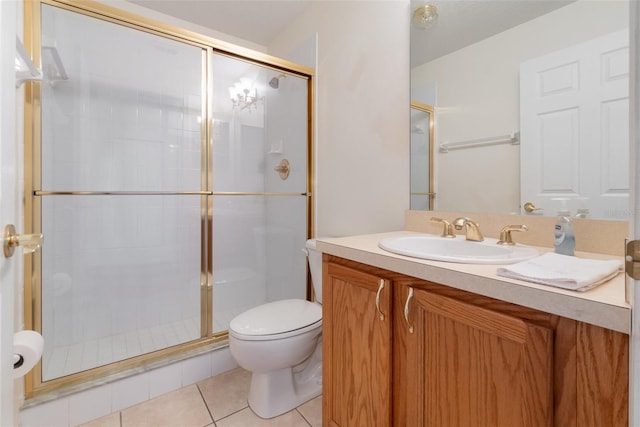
(410, 101, 434, 210)
(520, 29, 629, 219)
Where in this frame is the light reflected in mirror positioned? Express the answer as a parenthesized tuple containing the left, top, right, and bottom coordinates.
(410, 101, 434, 210)
(410, 0, 630, 219)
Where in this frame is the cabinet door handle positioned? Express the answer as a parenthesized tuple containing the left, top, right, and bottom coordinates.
(404, 287, 414, 333)
(375, 279, 385, 321)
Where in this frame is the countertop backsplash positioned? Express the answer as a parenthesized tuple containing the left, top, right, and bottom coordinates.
(406, 210, 628, 256)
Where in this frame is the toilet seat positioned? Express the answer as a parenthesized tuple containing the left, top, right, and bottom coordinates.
(229, 299, 322, 341)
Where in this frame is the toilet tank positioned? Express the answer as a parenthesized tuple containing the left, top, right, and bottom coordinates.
(305, 239, 322, 303)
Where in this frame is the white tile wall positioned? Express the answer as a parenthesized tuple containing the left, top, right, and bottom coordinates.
(20, 347, 238, 427)
(111, 372, 150, 412)
(147, 362, 182, 399)
(68, 383, 111, 426)
(20, 397, 70, 427)
(181, 352, 213, 387)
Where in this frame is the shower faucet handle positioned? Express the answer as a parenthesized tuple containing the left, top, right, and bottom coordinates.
(274, 159, 290, 180)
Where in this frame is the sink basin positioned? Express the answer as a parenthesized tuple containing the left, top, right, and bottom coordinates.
(378, 235, 539, 264)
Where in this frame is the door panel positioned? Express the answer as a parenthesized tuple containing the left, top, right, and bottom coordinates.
(629, 1, 639, 424)
(1, 0, 20, 424)
(520, 29, 629, 218)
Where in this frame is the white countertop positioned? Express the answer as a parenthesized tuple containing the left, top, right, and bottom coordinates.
(316, 231, 630, 334)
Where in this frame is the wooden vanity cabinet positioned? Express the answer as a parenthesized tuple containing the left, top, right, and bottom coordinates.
(322, 260, 393, 426)
(393, 281, 554, 426)
(323, 255, 629, 427)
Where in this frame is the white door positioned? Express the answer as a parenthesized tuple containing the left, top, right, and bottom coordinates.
(520, 29, 629, 219)
(630, 2, 640, 424)
(0, 0, 20, 425)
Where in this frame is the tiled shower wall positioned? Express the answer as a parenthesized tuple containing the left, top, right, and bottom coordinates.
(40, 4, 204, 379)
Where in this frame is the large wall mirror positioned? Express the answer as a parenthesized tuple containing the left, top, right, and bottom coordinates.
(410, 0, 630, 219)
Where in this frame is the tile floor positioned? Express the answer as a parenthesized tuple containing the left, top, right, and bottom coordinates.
(77, 368, 322, 427)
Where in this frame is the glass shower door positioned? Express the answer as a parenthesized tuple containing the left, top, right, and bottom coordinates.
(38, 4, 207, 381)
(211, 54, 310, 332)
(410, 102, 434, 210)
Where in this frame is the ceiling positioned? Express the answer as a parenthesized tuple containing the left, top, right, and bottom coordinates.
(410, 1, 575, 67)
(127, 0, 312, 47)
(126, 0, 575, 68)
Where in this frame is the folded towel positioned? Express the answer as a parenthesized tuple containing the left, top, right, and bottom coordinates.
(496, 252, 623, 292)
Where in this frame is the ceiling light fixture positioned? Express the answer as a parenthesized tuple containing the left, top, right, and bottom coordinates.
(228, 77, 261, 111)
(412, 5, 438, 30)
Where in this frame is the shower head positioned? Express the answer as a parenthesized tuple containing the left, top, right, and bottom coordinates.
(269, 73, 286, 89)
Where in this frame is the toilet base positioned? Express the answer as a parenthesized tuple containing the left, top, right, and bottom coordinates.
(248, 344, 322, 419)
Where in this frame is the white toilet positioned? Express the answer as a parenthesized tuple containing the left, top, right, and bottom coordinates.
(228, 239, 323, 419)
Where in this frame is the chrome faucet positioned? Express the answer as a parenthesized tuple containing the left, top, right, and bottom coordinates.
(452, 217, 484, 242)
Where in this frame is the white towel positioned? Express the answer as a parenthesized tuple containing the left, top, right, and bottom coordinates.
(496, 252, 623, 292)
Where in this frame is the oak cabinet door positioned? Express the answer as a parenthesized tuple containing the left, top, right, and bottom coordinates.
(323, 262, 393, 427)
(398, 284, 554, 427)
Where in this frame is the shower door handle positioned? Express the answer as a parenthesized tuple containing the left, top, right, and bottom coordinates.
(3, 224, 43, 258)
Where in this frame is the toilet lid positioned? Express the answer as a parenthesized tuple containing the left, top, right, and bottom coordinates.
(229, 299, 321, 338)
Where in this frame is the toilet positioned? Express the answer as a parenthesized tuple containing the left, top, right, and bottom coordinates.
(228, 239, 323, 419)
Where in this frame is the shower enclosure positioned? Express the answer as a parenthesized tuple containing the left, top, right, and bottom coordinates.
(25, 0, 312, 396)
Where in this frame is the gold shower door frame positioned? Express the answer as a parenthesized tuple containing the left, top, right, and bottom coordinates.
(23, 0, 314, 399)
(410, 100, 435, 210)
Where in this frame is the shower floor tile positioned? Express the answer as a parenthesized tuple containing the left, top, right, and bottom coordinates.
(42, 317, 200, 381)
(44, 306, 262, 381)
(79, 368, 322, 427)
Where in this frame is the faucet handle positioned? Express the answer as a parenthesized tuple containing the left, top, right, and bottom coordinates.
(498, 225, 529, 245)
(430, 217, 456, 238)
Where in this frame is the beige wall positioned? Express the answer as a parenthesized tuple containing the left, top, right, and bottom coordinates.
(271, 1, 411, 238)
(412, 0, 628, 215)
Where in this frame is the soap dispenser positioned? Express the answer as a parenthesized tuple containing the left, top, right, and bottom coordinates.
(553, 199, 575, 256)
